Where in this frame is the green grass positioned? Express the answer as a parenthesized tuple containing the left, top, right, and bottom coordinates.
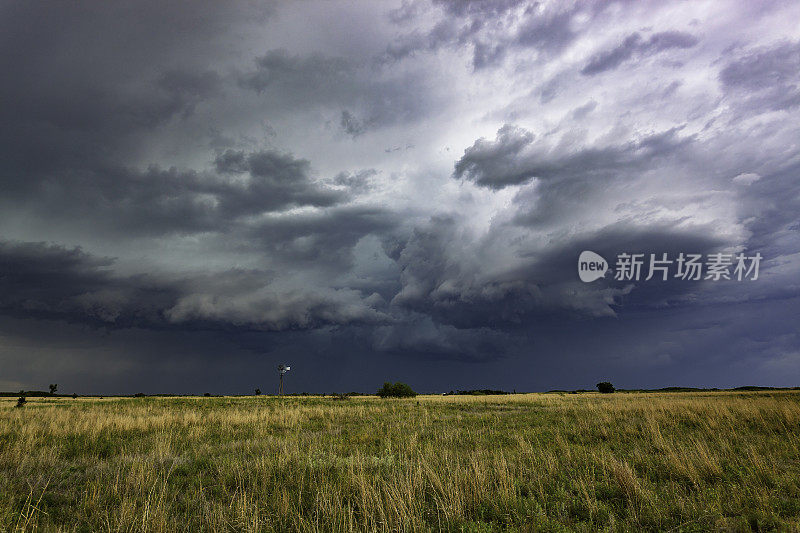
(1, 392, 799, 531)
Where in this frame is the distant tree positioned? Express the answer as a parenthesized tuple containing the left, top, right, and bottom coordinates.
(377, 382, 417, 398)
(49, 384, 58, 395)
(204, 392, 211, 397)
(597, 382, 615, 394)
(255, 388, 261, 396)
(15, 396, 26, 408)
(134, 392, 146, 398)
(72, 393, 78, 399)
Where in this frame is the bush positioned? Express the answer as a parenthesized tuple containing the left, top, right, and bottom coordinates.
(377, 382, 417, 398)
(597, 382, 615, 394)
(15, 396, 26, 408)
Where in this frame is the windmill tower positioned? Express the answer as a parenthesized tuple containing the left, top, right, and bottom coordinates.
(278, 364, 291, 395)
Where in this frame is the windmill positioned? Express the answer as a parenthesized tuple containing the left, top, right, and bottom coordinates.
(278, 364, 291, 395)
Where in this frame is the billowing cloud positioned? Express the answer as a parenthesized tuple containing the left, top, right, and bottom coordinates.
(453, 124, 692, 189)
(0, 241, 176, 327)
(453, 125, 536, 188)
(1, 0, 799, 393)
(0, 241, 390, 332)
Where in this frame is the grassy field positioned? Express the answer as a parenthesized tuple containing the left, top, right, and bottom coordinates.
(1, 392, 799, 532)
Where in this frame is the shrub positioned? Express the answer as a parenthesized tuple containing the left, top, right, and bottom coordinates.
(15, 396, 26, 408)
(254, 388, 261, 396)
(377, 382, 417, 398)
(597, 382, 615, 394)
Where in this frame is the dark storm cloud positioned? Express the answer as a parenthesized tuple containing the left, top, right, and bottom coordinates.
(452, 125, 536, 188)
(372, 315, 515, 361)
(0, 1, 335, 239)
(0, 71, 218, 187)
(0, 241, 176, 327)
(238, 49, 351, 96)
(581, 31, 699, 76)
(211, 149, 346, 216)
(2, 0, 799, 392)
(387, 217, 591, 328)
(385, 213, 732, 329)
(0, 241, 390, 332)
(11, 149, 347, 238)
(737, 161, 800, 254)
(0, 1, 264, 184)
(513, 224, 731, 313)
(453, 124, 692, 189)
(238, 48, 438, 131)
(164, 273, 390, 331)
(246, 206, 399, 268)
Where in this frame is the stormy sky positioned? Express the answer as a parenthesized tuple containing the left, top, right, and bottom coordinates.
(2, 0, 799, 394)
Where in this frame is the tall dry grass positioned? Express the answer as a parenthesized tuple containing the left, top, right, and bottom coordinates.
(1, 391, 799, 531)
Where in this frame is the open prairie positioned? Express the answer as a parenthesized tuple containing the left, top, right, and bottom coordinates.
(2, 391, 799, 532)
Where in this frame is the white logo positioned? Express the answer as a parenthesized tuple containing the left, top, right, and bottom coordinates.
(577, 251, 762, 282)
(578, 251, 608, 282)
